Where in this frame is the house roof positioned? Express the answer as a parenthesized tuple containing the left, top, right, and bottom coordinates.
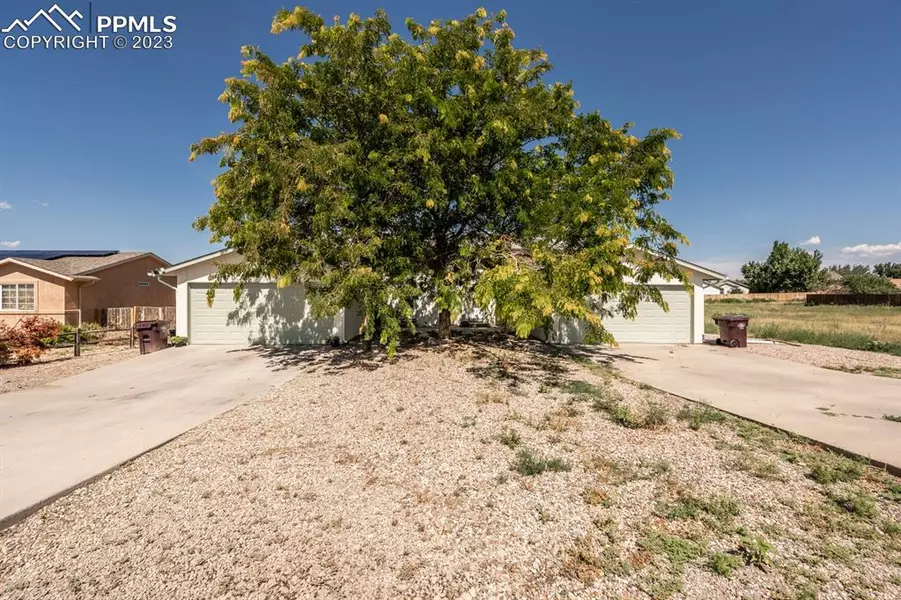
(165, 247, 727, 282)
(162, 248, 232, 274)
(891, 279, 901, 289)
(0, 251, 168, 281)
(704, 278, 748, 289)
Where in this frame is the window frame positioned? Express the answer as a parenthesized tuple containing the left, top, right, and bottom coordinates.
(0, 283, 37, 312)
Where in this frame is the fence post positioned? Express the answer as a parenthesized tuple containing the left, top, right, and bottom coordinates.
(74, 328, 81, 358)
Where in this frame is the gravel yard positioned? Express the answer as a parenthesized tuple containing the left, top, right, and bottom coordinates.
(1, 340, 899, 599)
(746, 341, 901, 374)
(0, 346, 139, 395)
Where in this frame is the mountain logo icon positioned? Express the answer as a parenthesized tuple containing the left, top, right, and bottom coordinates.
(2, 4, 83, 33)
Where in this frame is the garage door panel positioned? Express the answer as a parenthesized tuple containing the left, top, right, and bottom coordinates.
(189, 284, 337, 345)
(602, 287, 691, 344)
(543, 286, 691, 344)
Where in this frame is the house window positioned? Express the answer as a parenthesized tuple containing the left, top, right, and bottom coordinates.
(0, 283, 36, 311)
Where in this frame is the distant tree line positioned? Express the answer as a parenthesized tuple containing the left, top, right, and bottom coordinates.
(741, 242, 901, 294)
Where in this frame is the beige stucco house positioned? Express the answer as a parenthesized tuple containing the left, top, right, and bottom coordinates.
(0, 251, 174, 328)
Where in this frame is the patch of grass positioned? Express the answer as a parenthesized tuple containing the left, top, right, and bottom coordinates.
(883, 520, 901, 536)
(708, 552, 743, 577)
(730, 452, 785, 481)
(643, 403, 671, 428)
(511, 448, 571, 476)
(639, 530, 704, 571)
(706, 301, 901, 356)
(460, 416, 477, 428)
(884, 414, 901, 423)
(883, 481, 901, 502)
(536, 505, 555, 523)
(498, 427, 522, 449)
(829, 489, 877, 519)
(821, 541, 856, 562)
(737, 535, 774, 568)
(807, 454, 865, 485)
(657, 494, 741, 529)
(564, 379, 605, 396)
(582, 486, 611, 507)
(475, 390, 508, 405)
(589, 456, 671, 484)
(823, 365, 901, 379)
(677, 404, 727, 430)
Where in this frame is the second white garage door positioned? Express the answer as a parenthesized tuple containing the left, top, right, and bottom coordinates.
(188, 283, 340, 345)
(601, 286, 692, 344)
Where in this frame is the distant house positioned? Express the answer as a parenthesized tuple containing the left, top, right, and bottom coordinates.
(702, 279, 750, 295)
(892, 279, 901, 290)
(0, 250, 174, 327)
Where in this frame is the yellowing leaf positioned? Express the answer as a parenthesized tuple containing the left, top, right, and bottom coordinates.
(379, 113, 389, 124)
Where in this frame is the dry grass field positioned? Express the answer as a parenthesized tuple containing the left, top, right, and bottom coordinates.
(706, 300, 901, 355)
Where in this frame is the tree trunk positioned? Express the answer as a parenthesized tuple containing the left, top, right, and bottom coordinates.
(437, 308, 452, 339)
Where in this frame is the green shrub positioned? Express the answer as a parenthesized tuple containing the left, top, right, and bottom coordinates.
(829, 490, 877, 518)
(498, 427, 521, 449)
(168, 335, 189, 347)
(511, 448, 571, 476)
(738, 536, 774, 567)
(677, 404, 727, 430)
(807, 455, 864, 485)
(708, 552, 743, 577)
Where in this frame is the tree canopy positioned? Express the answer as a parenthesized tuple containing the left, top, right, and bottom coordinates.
(842, 273, 900, 294)
(741, 241, 828, 292)
(191, 7, 687, 353)
(874, 263, 901, 279)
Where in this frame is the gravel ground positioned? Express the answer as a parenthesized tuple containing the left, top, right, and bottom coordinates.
(745, 341, 901, 372)
(0, 346, 139, 395)
(1, 340, 899, 599)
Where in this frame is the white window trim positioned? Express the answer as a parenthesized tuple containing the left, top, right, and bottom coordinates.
(0, 282, 37, 312)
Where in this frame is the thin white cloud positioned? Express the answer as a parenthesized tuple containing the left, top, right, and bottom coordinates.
(0, 202, 11, 210)
(0, 241, 21, 248)
(840, 242, 901, 258)
(800, 235, 821, 246)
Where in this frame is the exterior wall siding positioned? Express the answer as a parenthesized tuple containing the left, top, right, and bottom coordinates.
(80, 256, 175, 321)
(0, 263, 71, 327)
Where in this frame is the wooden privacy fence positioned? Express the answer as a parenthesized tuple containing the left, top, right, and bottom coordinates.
(706, 292, 810, 302)
(805, 294, 901, 307)
(101, 306, 176, 329)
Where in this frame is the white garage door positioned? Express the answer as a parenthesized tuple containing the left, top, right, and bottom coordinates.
(189, 283, 338, 345)
(602, 286, 691, 343)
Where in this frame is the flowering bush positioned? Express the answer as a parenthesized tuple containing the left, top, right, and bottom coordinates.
(0, 317, 61, 365)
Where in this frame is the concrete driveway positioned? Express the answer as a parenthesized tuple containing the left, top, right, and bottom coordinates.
(0, 346, 301, 526)
(600, 344, 901, 469)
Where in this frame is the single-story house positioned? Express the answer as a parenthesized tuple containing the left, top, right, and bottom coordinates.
(0, 250, 173, 328)
(164, 249, 723, 346)
(702, 279, 750, 295)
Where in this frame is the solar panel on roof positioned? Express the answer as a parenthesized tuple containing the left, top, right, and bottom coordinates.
(0, 250, 118, 260)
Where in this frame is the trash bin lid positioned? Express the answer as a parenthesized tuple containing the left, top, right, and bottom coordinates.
(714, 314, 749, 322)
(135, 320, 160, 330)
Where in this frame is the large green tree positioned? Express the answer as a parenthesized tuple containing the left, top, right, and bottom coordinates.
(873, 262, 901, 279)
(741, 241, 829, 292)
(191, 7, 687, 352)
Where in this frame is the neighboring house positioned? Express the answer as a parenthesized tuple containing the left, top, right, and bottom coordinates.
(892, 279, 901, 290)
(164, 249, 723, 346)
(702, 279, 750, 295)
(0, 251, 174, 328)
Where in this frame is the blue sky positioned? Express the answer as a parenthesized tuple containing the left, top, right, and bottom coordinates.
(1, 0, 899, 276)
